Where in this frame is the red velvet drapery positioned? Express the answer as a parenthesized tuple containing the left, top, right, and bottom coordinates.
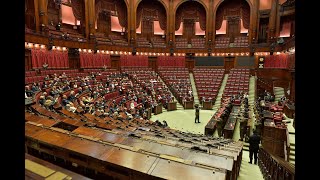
(31, 49, 69, 69)
(120, 55, 148, 67)
(264, 54, 293, 69)
(79, 52, 111, 68)
(157, 56, 185, 67)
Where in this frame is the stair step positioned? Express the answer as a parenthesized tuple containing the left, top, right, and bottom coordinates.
(289, 155, 295, 161)
(289, 162, 295, 165)
(289, 151, 295, 155)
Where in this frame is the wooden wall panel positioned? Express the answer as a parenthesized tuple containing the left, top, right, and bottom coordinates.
(185, 58, 195, 72)
(111, 55, 120, 70)
(148, 57, 157, 70)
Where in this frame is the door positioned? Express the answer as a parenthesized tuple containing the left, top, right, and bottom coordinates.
(224, 57, 235, 73)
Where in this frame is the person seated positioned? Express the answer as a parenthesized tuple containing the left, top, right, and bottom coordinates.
(68, 91, 76, 102)
(38, 96, 46, 106)
(154, 120, 163, 127)
(280, 95, 286, 102)
(162, 120, 168, 128)
(65, 103, 77, 113)
(61, 95, 70, 107)
(130, 100, 135, 110)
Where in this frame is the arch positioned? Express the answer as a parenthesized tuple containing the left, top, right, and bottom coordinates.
(213, 0, 252, 33)
(174, 0, 208, 32)
(174, 0, 208, 14)
(136, 0, 168, 15)
(135, 0, 168, 31)
(214, 0, 253, 15)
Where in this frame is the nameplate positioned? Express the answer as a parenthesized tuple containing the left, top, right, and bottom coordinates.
(114, 143, 134, 151)
(159, 154, 185, 163)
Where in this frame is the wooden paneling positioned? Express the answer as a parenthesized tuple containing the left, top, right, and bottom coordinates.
(111, 55, 120, 70)
(256, 69, 291, 81)
(148, 57, 157, 70)
(224, 56, 235, 73)
(185, 58, 195, 72)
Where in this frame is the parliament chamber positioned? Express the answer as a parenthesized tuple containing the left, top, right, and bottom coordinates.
(25, 0, 295, 179)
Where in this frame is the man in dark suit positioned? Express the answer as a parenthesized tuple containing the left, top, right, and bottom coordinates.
(195, 104, 200, 123)
(248, 130, 261, 164)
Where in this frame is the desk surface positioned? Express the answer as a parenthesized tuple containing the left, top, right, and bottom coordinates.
(285, 103, 295, 110)
(102, 149, 158, 174)
(25, 153, 92, 180)
(262, 110, 273, 119)
(150, 159, 226, 180)
(25, 98, 35, 106)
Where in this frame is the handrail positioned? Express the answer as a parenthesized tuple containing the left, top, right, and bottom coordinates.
(285, 128, 291, 162)
(261, 147, 295, 174)
(284, 141, 288, 162)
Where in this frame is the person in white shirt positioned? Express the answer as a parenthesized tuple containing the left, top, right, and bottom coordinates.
(130, 100, 135, 110)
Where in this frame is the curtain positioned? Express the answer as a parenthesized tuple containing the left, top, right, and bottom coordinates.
(31, 49, 69, 69)
(116, 1, 128, 28)
(157, 56, 185, 67)
(70, 0, 83, 20)
(80, 52, 111, 68)
(120, 55, 148, 67)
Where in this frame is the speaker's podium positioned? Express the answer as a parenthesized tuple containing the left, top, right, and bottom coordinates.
(167, 101, 177, 111)
(202, 101, 213, 110)
(184, 101, 194, 109)
(154, 103, 163, 115)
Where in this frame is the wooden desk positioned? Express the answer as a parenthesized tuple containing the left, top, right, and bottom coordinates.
(202, 101, 213, 110)
(262, 125, 287, 158)
(25, 98, 35, 106)
(146, 107, 152, 119)
(205, 117, 217, 136)
(25, 153, 91, 180)
(154, 104, 163, 115)
(223, 116, 237, 139)
(167, 102, 177, 111)
(150, 159, 227, 180)
(184, 101, 194, 109)
(284, 103, 295, 118)
(262, 110, 273, 120)
(223, 106, 239, 139)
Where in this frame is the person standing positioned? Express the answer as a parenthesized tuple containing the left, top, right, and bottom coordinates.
(248, 130, 261, 164)
(195, 104, 200, 123)
(239, 116, 248, 141)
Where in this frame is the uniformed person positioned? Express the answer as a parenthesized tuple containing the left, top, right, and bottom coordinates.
(195, 104, 200, 123)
